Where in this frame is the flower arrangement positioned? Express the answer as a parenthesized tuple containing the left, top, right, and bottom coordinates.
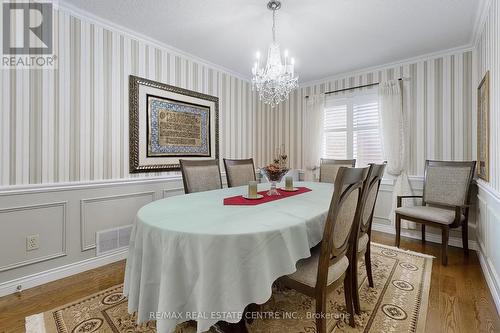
(261, 145, 290, 195)
(262, 163, 289, 182)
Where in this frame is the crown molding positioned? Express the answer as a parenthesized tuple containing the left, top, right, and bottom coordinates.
(56, 0, 251, 82)
(471, 0, 492, 47)
(299, 44, 474, 88)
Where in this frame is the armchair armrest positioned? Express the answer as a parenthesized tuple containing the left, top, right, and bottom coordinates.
(397, 195, 423, 208)
(425, 201, 469, 210)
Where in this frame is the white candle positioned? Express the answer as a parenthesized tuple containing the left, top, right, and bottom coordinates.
(248, 181, 258, 197)
(285, 176, 293, 190)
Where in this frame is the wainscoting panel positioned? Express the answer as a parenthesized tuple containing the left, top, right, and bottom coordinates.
(80, 192, 155, 251)
(0, 202, 67, 272)
(476, 181, 500, 313)
(0, 177, 183, 296)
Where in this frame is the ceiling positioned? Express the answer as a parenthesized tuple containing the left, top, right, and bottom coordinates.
(63, 0, 481, 83)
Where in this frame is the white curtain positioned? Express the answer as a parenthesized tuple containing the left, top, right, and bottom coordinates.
(304, 95, 325, 181)
(379, 80, 415, 229)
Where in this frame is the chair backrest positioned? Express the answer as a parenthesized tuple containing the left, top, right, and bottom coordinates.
(348, 163, 387, 256)
(319, 159, 356, 183)
(316, 166, 368, 287)
(180, 159, 223, 194)
(223, 158, 256, 187)
(422, 160, 476, 207)
(358, 163, 386, 235)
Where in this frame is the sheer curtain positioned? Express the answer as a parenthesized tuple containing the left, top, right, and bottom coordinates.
(379, 80, 415, 229)
(304, 95, 325, 181)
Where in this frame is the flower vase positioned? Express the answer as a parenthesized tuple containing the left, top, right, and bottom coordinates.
(268, 181, 279, 196)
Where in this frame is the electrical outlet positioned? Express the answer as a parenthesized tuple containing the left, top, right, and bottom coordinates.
(26, 234, 39, 251)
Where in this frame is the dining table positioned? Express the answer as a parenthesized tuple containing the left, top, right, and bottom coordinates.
(124, 181, 334, 333)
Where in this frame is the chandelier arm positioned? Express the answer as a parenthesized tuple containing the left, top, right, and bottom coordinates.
(272, 9, 276, 43)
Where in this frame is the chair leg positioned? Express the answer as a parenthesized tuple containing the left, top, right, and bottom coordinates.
(442, 227, 449, 266)
(395, 214, 401, 247)
(315, 293, 327, 333)
(352, 255, 361, 315)
(343, 274, 355, 327)
(365, 243, 374, 288)
(462, 220, 469, 256)
(421, 224, 426, 243)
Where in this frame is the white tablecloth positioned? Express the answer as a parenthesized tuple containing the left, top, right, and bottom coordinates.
(124, 181, 334, 333)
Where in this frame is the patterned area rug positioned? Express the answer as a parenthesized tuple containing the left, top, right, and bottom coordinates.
(26, 243, 432, 333)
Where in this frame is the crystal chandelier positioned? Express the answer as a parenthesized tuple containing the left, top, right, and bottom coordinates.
(252, 0, 298, 107)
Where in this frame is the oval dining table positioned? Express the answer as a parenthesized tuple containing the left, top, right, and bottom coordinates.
(124, 181, 334, 333)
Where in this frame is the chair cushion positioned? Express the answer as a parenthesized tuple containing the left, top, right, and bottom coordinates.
(287, 248, 349, 288)
(395, 205, 465, 225)
(357, 233, 369, 253)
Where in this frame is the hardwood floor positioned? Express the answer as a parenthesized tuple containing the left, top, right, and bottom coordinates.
(0, 231, 498, 333)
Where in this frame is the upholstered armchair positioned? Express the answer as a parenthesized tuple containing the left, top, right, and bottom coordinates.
(279, 166, 369, 330)
(179, 159, 223, 194)
(319, 158, 356, 183)
(223, 158, 256, 187)
(395, 160, 476, 265)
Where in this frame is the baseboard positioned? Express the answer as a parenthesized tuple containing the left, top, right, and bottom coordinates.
(476, 246, 500, 315)
(371, 222, 479, 251)
(0, 249, 128, 298)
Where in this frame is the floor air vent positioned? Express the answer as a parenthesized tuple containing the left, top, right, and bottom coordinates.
(96, 225, 132, 256)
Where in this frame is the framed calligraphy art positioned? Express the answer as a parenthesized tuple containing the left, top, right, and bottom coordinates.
(129, 75, 219, 173)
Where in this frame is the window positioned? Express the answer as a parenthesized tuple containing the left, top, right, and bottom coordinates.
(323, 91, 383, 167)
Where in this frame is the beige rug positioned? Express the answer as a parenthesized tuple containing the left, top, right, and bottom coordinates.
(26, 243, 432, 333)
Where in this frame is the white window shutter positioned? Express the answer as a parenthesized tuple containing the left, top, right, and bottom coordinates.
(323, 92, 383, 166)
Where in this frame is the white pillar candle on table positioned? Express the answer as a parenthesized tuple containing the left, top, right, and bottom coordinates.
(248, 181, 258, 197)
(285, 176, 293, 190)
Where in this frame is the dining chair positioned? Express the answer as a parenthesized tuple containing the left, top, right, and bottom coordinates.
(319, 158, 356, 183)
(179, 159, 223, 194)
(279, 166, 369, 330)
(350, 162, 386, 314)
(395, 160, 476, 265)
(223, 158, 256, 187)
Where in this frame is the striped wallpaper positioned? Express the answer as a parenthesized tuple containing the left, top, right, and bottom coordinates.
(0, 8, 268, 186)
(475, 0, 500, 192)
(279, 50, 474, 177)
(0, 6, 481, 187)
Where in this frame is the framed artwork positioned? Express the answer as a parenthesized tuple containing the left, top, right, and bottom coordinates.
(477, 71, 490, 181)
(129, 75, 219, 173)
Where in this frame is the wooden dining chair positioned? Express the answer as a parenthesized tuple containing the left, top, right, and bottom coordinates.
(319, 158, 356, 183)
(350, 162, 386, 315)
(179, 159, 223, 194)
(395, 160, 476, 265)
(223, 158, 256, 187)
(279, 166, 369, 331)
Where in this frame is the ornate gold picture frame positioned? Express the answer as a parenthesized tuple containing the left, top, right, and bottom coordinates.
(477, 71, 490, 181)
(129, 75, 219, 173)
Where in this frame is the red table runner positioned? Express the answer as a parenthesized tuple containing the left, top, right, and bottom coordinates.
(223, 187, 312, 206)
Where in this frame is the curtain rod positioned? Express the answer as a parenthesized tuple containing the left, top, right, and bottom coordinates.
(305, 78, 403, 98)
